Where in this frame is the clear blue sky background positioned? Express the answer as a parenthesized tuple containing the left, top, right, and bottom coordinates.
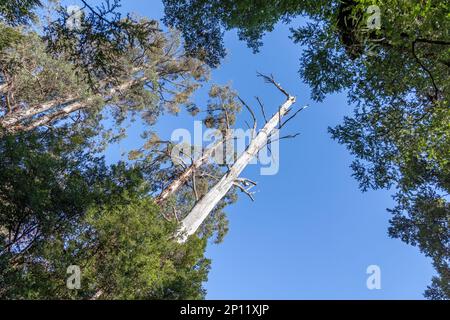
(66, 0, 436, 299)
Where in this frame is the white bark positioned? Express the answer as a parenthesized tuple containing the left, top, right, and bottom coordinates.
(155, 132, 230, 205)
(176, 96, 296, 243)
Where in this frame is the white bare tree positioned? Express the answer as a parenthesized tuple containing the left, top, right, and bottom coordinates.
(166, 74, 306, 243)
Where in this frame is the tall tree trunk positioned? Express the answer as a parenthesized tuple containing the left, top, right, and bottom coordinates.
(176, 95, 296, 243)
(0, 76, 146, 133)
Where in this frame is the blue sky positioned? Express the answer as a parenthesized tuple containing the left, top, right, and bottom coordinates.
(68, 0, 436, 299)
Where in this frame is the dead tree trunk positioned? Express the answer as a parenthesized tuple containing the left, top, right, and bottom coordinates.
(176, 77, 297, 243)
(154, 134, 230, 205)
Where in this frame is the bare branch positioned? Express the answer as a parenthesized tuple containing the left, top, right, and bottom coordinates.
(233, 182, 255, 201)
(235, 177, 257, 187)
(256, 96, 268, 123)
(91, 290, 104, 300)
(198, 172, 221, 181)
(279, 133, 301, 140)
(223, 105, 231, 130)
(192, 170, 199, 201)
(160, 211, 173, 222)
(257, 72, 290, 98)
(0, 76, 147, 133)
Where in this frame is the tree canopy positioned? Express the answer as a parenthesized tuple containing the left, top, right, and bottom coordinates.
(0, 0, 231, 299)
(0, 0, 448, 300)
(0, 0, 42, 25)
(164, 0, 450, 299)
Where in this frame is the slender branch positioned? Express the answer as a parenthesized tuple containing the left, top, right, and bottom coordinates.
(223, 104, 231, 130)
(79, 0, 115, 26)
(155, 132, 233, 205)
(160, 211, 173, 222)
(256, 96, 268, 123)
(280, 105, 308, 129)
(266, 133, 301, 146)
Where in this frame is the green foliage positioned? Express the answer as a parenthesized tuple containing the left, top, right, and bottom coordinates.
(163, 0, 450, 298)
(300, 0, 450, 299)
(0, 24, 24, 51)
(0, 131, 211, 299)
(0, 0, 236, 300)
(2, 0, 445, 300)
(162, 0, 329, 66)
(1, 1, 209, 143)
(0, 129, 105, 297)
(10, 191, 210, 299)
(319, 1, 450, 299)
(1, 30, 93, 104)
(78, 193, 209, 299)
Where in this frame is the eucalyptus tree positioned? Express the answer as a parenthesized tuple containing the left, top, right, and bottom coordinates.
(0, 0, 214, 299)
